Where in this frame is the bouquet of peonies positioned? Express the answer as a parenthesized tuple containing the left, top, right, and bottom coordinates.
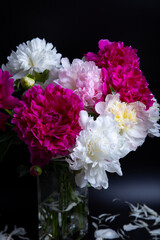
(0, 38, 160, 190)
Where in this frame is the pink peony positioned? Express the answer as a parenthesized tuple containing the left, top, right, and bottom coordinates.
(102, 66, 154, 110)
(0, 69, 19, 109)
(54, 58, 104, 112)
(85, 39, 139, 69)
(12, 84, 83, 166)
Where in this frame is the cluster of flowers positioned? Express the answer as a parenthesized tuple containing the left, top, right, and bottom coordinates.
(0, 38, 159, 189)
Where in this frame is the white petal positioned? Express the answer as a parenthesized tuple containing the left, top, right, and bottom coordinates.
(105, 161, 122, 176)
(98, 213, 111, 219)
(123, 223, 140, 231)
(143, 204, 158, 217)
(0, 233, 7, 240)
(149, 228, 160, 236)
(75, 170, 88, 188)
(92, 222, 98, 230)
(61, 57, 71, 69)
(105, 214, 120, 223)
(153, 216, 160, 225)
(79, 110, 89, 129)
(94, 229, 119, 239)
(95, 101, 108, 115)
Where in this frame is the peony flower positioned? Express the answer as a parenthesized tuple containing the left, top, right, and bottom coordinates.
(95, 93, 154, 150)
(69, 110, 130, 189)
(2, 38, 62, 80)
(12, 84, 83, 167)
(0, 69, 19, 109)
(85, 39, 140, 69)
(142, 99, 160, 137)
(54, 58, 104, 111)
(85, 39, 154, 110)
(103, 66, 154, 110)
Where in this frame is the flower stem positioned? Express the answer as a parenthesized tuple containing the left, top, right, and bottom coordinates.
(38, 161, 88, 239)
(6, 122, 14, 128)
(5, 109, 14, 117)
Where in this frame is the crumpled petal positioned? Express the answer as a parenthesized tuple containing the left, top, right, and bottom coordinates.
(94, 228, 119, 239)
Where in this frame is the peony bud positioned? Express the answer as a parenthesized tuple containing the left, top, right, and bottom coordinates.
(21, 74, 35, 90)
(30, 165, 42, 176)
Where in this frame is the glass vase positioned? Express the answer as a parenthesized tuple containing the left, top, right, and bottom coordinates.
(37, 159, 88, 240)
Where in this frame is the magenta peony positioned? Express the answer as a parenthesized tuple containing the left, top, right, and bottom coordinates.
(12, 84, 83, 166)
(85, 39, 139, 69)
(102, 66, 154, 110)
(85, 39, 154, 110)
(0, 69, 19, 109)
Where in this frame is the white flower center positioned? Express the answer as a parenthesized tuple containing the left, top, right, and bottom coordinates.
(109, 101, 137, 132)
(88, 140, 98, 156)
(86, 135, 106, 162)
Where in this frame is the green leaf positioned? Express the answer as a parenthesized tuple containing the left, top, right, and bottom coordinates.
(14, 78, 21, 91)
(88, 112, 98, 120)
(26, 74, 34, 79)
(33, 69, 49, 83)
(110, 86, 116, 93)
(4, 109, 14, 117)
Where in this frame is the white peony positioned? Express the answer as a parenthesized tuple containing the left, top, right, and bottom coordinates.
(95, 93, 151, 151)
(69, 110, 130, 189)
(145, 99, 160, 137)
(2, 38, 62, 80)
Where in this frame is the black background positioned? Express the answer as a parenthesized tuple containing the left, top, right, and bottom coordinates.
(0, 1, 160, 239)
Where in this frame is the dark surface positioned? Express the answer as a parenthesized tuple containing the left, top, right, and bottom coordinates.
(0, 144, 38, 239)
(0, 1, 160, 239)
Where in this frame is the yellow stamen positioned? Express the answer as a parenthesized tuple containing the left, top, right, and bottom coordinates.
(109, 101, 137, 131)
